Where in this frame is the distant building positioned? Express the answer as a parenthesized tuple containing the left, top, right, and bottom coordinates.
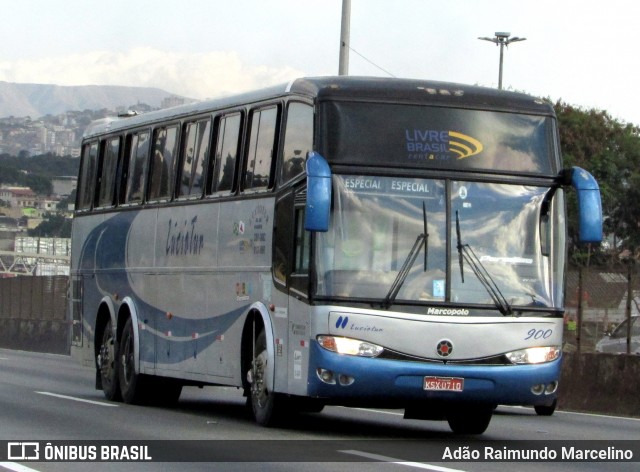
(0, 186, 66, 218)
(52, 177, 77, 197)
(0, 186, 37, 208)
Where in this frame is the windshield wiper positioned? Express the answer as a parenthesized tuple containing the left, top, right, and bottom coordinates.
(382, 202, 429, 308)
(455, 211, 513, 316)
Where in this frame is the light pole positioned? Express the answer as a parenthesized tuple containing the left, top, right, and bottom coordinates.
(478, 32, 526, 89)
(339, 0, 351, 75)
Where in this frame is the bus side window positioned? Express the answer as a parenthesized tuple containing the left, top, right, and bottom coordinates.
(244, 106, 279, 192)
(178, 119, 210, 199)
(77, 141, 98, 211)
(290, 188, 310, 296)
(148, 125, 179, 202)
(96, 137, 120, 208)
(281, 102, 313, 184)
(124, 130, 150, 204)
(294, 206, 310, 273)
(210, 113, 242, 195)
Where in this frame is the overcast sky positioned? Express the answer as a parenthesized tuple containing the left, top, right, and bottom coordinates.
(1, 0, 638, 125)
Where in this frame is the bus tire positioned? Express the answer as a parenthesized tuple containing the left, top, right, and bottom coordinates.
(148, 377, 183, 406)
(446, 404, 493, 435)
(118, 317, 148, 404)
(534, 398, 557, 416)
(97, 318, 121, 401)
(249, 329, 283, 426)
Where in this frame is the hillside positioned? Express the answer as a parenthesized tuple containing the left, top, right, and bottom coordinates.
(0, 81, 181, 118)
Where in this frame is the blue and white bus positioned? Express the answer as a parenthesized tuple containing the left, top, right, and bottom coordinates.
(70, 77, 602, 434)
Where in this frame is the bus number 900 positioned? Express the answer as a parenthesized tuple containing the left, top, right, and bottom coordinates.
(525, 328, 552, 340)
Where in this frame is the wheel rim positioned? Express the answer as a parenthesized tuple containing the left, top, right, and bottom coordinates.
(98, 324, 115, 386)
(251, 349, 269, 409)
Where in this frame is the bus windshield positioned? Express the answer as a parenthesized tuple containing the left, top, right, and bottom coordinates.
(314, 175, 564, 313)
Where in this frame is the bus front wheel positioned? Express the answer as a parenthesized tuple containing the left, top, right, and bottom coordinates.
(248, 329, 283, 426)
(446, 404, 493, 434)
(534, 398, 557, 416)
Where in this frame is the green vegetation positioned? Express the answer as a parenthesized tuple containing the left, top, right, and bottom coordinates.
(555, 101, 640, 266)
(0, 153, 80, 192)
(27, 212, 72, 238)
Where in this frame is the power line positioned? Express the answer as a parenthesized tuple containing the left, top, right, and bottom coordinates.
(347, 44, 396, 78)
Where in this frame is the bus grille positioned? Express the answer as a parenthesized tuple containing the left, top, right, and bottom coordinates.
(379, 349, 512, 365)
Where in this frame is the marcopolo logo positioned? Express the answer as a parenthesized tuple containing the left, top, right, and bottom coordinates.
(427, 307, 470, 316)
(405, 129, 484, 162)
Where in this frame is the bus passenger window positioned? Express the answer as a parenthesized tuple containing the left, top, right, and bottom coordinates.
(125, 131, 150, 204)
(244, 106, 278, 192)
(148, 125, 179, 201)
(178, 120, 210, 199)
(281, 103, 313, 184)
(96, 137, 120, 208)
(211, 113, 242, 195)
(77, 141, 98, 210)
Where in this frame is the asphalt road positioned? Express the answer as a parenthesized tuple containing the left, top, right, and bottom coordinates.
(1, 348, 639, 472)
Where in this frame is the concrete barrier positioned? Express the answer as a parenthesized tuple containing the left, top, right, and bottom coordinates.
(559, 352, 640, 417)
(0, 317, 69, 355)
(0, 275, 69, 355)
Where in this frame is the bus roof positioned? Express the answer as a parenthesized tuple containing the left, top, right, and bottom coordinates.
(293, 77, 553, 114)
(83, 76, 554, 139)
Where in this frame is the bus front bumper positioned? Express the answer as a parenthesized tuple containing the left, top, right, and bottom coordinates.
(307, 340, 561, 407)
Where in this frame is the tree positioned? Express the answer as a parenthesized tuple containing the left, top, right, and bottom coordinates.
(0, 153, 79, 195)
(555, 101, 640, 265)
(27, 213, 71, 238)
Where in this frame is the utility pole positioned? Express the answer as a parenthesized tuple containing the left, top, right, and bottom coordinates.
(478, 32, 526, 89)
(338, 0, 351, 75)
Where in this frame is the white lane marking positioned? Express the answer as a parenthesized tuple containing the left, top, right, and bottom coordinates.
(0, 463, 43, 472)
(340, 406, 404, 416)
(35, 391, 118, 407)
(499, 405, 640, 422)
(357, 404, 640, 423)
(557, 410, 640, 421)
(340, 450, 467, 471)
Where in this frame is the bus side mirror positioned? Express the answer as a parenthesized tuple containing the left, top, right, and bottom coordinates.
(305, 152, 332, 232)
(565, 166, 603, 243)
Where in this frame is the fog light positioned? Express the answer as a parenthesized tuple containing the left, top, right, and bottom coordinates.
(338, 374, 354, 386)
(317, 368, 336, 385)
(531, 384, 545, 395)
(545, 381, 558, 394)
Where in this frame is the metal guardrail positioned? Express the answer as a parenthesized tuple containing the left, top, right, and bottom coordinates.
(0, 251, 70, 276)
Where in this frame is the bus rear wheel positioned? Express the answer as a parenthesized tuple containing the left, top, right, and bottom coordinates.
(97, 318, 120, 401)
(248, 329, 283, 426)
(118, 317, 148, 404)
(446, 404, 493, 434)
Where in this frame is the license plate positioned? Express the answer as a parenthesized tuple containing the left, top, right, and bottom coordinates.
(424, 376, 464, 392)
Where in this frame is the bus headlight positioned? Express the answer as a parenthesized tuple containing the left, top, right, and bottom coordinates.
(505, 346, 561, 364)
(317, 335, 384, 357)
